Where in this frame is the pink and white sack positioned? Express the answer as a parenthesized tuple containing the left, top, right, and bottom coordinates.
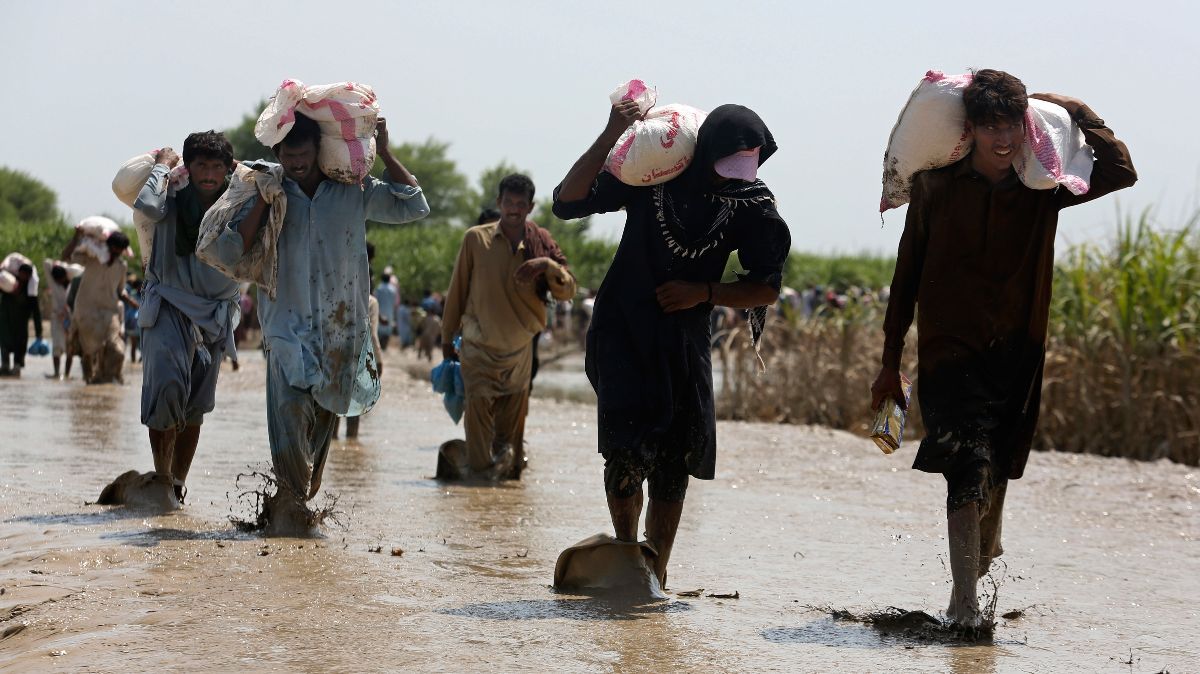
(880, 70, 1094, 212)
(74, 216, 129, 265)
(0, 252, 37, 295)
(604, 79, 707, 186)
(112, 151, 190, 267)
(255, 79, 380, 184)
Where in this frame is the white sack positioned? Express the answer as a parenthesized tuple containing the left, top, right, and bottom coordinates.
(1, 252, 36, 295)
(880, 70, 1094, 212)
(112, 151, 190, 266)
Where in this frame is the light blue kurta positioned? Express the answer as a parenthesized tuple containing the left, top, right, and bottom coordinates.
(212, 166, 429, 415)
(134, 164, 241, 349)
(373, 282, 398, 334)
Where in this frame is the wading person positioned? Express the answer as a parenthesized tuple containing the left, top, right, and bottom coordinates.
(122, 132, 241, 509)
(42, 261, 75, 379)
(441, 174, 575, 480)
(0, 261, 42, 377)
(552, 103, 791, 591)
(374, 272, 397, 352)
(870, 69, 1136, 627)
(63, 230, 134, 384)
(212, 112, 428, 534)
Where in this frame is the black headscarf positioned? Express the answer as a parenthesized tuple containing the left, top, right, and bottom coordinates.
(661, 103, 781, 365)
(655, 103, 779, 252)
(693, 104, 778, 174)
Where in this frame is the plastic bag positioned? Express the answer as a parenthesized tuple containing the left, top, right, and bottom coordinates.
(608, 78, 657, 116)
(254, 79, 380, 184)
(430, 359, 465, 424)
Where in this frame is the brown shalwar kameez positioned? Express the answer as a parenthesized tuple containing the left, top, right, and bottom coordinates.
(882, 102, 1137, 511)
(441, 221, 575, 476)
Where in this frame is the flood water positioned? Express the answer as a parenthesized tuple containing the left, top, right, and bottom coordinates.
(1, 349, 1197, 672)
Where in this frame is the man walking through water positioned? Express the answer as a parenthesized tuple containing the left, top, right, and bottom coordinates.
(115, 132, 241, 509)
(552, 102, 790, 592)
(441, 174, 575, 480)
(871, 69, 1136, 628)
(0, 260, 41, 377)
(213, 112, 428, 535)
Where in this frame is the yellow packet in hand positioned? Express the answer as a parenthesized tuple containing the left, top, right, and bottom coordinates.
(871, 374, 913, 454)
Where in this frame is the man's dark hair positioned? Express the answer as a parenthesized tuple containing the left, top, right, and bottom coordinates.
(278, 112, 322, 151)
(476, 207, 501, 225)
(182, 130, 234, 167)
(380, 272, 391, 284)
(107, 231, 131, 250)
(50, 265, 67, 281)
(497, 174, 535, 202)
(17, 263, 33, 276)
(963, 69, 1028, 125)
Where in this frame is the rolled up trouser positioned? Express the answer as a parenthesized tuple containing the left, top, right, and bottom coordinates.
(140, 301, 224, 430)
(266, 349, 337, 501)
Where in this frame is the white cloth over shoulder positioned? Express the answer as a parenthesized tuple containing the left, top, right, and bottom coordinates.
(880, 70, 1094, 212)
(196, 162, 287, 300)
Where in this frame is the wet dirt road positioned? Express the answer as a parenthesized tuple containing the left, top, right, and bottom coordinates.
(1, 350, 1196, 672)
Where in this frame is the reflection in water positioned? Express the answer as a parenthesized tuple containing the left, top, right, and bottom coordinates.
(68, 382, 124, 451)
(440, 597, 690, 621)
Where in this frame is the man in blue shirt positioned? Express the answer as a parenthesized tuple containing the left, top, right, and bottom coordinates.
(120, 131, 240, 510)
(213, 112, 428, 534)
(373, 272, 398, 351)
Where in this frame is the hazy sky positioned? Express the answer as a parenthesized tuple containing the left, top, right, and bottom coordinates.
(2, 1, 1195, 255)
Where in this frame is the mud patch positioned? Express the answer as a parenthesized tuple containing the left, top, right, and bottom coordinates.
(810, 605, 994, 643)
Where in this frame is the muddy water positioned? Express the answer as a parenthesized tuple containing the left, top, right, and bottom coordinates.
(1, 350, 1196, 672)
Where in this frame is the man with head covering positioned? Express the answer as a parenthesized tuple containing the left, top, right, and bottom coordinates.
(871, 69, 1136, 628)
(552, 102, 791, 589)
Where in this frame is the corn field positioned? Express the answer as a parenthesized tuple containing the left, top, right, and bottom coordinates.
(718, 211, 1200, 466)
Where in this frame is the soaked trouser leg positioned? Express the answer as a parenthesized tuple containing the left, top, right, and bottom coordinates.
(978, 481, 1008, 574)
(266, 351, 338, 503)
(94, 330, 126, 383)
(944, 439, 1000, 624)
(494, 387, 529, 478)
(464, 394, 498, 473)
(141, 303, 224, 431)
(464, 389, 528, 476)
